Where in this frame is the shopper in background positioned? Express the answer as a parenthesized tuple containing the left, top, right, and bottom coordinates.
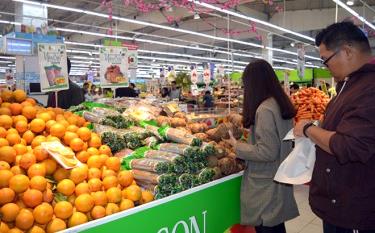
(289, 83, 300, 95)
(83, 82, 93, 102)
(160, 87, 170, 98)
(225, 59, 299, 233)
(115, 83, 137, 97)
(169, 81, 181, 100)
(47, 58, 85, 109)
(130, 83, 140, 97)
(203, 90, 214, 109)
(294, 22, 375, 233)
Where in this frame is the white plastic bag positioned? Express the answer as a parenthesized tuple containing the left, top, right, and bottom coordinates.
(274, 133, 316, 185)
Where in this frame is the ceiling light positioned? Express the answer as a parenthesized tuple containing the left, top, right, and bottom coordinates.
(194, 12, 200, 20)
(346, 0, 354, 6)
(331, 0, 375, 30)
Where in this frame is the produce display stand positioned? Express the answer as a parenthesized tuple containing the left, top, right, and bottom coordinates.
(62, 172, 243, 233)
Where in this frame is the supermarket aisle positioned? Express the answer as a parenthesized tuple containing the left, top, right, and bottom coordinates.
(286, 185, 323, 233)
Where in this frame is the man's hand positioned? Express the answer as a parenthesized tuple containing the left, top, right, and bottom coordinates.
(294, 120, 312, 137)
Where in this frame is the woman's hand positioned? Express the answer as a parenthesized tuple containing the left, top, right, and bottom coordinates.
(223, 130, 237, 147)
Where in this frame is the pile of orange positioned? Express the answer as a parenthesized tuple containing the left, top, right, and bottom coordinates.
(0, 90, 154, 233)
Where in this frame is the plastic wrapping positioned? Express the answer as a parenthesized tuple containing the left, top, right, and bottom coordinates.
(92, 107, 121, 117)
(132, 170, 177, 186)
(161, 127, 202, 147)
(157, 143, 205, 162)
(83, 111, 102, 123)
(129, 158, 172, 174)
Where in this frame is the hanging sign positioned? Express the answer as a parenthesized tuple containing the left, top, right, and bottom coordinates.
(296, 43, 305, 79)
(123, 43, 138, 69)
(100, 46, 129, 88)
(191, 69, 198, 84)
(38, 43, 69, 92)
(203, 69, 211, 85)
(191, 84, 199, 96)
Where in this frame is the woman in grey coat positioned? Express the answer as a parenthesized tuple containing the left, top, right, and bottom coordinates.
(226, 60, 299, 233)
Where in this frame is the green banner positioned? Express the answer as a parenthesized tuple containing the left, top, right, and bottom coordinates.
(313, 68, 332, 79)
(62, 173, 242, 233)
(275, 69, 313, 82)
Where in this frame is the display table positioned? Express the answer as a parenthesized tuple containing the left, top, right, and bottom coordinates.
(62, 172, 243, 233)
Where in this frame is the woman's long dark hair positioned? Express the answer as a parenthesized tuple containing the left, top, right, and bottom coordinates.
(242, 59, 296, 128)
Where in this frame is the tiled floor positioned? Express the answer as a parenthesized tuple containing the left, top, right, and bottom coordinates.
(285, 185, 323, 233)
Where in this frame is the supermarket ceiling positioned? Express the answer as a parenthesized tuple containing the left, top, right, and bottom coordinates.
(1, 0, 375, 69)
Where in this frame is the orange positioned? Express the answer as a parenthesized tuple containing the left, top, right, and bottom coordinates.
(66, 125, 78, 133)
(76, 151, 90, 163)
(9, 103, 23, 116)
(25, 98, 36, 106)
(64, 111, 73, 118)
(10, 165, 25, 175)
(28, 225, 45, 233)
(63, 131, 78, 146)
(33, 146, 49, 162)
(88, 168, 101, 179)
(46, 135, 60, 142)
(117, 170, 134, 188)
(75, 182, 90, 196)
(123, 185, 142, 202)
(22, 130, 35, 145)
(21, 101, 32, 107)
(7, 128, 18, 135)
(23, 189, 43, 207)
(13, 115, 27, 124)
(0, 138, 9, 147)
(30, 119, 45, 133)
(105, 157, 120, 172)
(15, 120, 28, 134)
(106, 187, 122, 203)
(102, 176, 118, 190)
(74, 193, 94, 213)
(53, 168, 70, 182)
(77, 127, 91, 142)
(68, 212, 88, 227)
(12, 90, 27, 103)
(49, 123, 65, 138)
(45, 120, 56, 132)
(15, 209, 34, 230)
(99, 154, 109, 164)
(101, 168, 116, 179)
(88, 135, 101, 148)
(0, 115, 13, 129)
(69, 166, 87, 184)
(57, 119, 69, 128)
(43, 188, 53, 203)
(0, 146, 17, 164)
(1, 90, 13, 102)
(88, 178, 102, 192)
(6, 133, 21, 146)
(55, 114, 64, 122)
(42, 159, 57, 175)
(0, 222, 10, 233)
(22, 106, 37, 120)
(140, 190, 154, 204)
(27, 163, 46, 178)
(30, 176, 47, 191)
(33, 203, 53, 224)
(31, 135, 46, 148)
(91, 191, 107, 206)
(54, 201, 73, 220)
(68, 194, 76, 205)
(0, 161, 10, 170)
(0, 188, 15, 205)
(0, 108, 11, 116)
(57, 179, 75, 196)
(87, 155, 102, 169)
(87, 147, 99, 156)
(119, 199, 134, 211)
(105, 203, 120, 216)
(46, 218, 66, 233)
(1, 203, 20, 222)
(90, 206, 106, 220)
(0, 127, 6, 137)
(99, 145, 112, 156)
(13, 143, 27, 155)
(19, 152, 36, 169)
(69, 138, 84, 152)
(8, 228, 24, 233)
(37, 112, 52, 123)
(76, 117, 86, 127)
(66, 115, 78, 125)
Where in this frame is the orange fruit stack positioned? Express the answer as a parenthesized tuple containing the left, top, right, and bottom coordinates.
(0, 89, 154, 232)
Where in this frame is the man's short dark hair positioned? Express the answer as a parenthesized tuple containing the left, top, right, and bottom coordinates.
(171, 81, 176, 85)
(315, 22, 370, 53)
(290, 83, 300, 90)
